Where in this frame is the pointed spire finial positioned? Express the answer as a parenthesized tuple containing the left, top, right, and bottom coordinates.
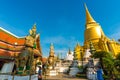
(76, 41, 80, 46)
(33, 23, 36, 29)
(51, 43, 53, 46)
(84, 3, 96, 24)
(50, 43, 54, 50)
(68, 48, 71, 54)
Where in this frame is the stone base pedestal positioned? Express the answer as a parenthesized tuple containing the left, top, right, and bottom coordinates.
(0, 74, 38, 80)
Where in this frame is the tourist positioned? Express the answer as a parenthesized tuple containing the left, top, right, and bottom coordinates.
(96, 66, 104, 80)
(87, 67, 97, 80)
(38, 66, 42, 80)
(42, 64, 47, 75)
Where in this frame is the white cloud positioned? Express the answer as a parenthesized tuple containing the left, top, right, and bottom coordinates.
(42, 36, 66, 44)
(109, 31, 120, 41)
(109, 23, 120, 41)
(42, 36, 79, 47)
(54, 48, 68, 58)
(41, 36, 82, 57)
(55, 48, 68, 54)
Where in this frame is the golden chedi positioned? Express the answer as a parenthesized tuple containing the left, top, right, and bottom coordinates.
(74, 42, 82, 60)
(74, 4, 120, 59)
(84, 4, 120, 56)
(48, 43, 55, 69)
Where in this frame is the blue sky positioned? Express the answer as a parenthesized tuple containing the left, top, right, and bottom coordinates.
(0, 0, 120, 57)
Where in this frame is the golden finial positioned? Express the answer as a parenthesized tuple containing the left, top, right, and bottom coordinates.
(68, 48, 71, 54)
(84, 3, 96, 24)
(76, 41, 80, 46)
(50, 43, 53, 46)
(33, 23, 36, 29)
(50, 43, 54, 50)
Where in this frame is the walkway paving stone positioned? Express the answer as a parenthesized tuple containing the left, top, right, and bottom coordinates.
(42, 73, 87, 80)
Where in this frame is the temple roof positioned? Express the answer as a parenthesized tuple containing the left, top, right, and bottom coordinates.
(0, 27, 25, 38)
(0, 27, 25, 45)
(0, 26, 42, 57)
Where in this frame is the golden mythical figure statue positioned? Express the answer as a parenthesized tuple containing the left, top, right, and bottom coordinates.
(17, 24, 37, 75)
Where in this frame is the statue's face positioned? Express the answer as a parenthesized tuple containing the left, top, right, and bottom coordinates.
(32, 28, 36, 33)
(25, 36, 35, 47)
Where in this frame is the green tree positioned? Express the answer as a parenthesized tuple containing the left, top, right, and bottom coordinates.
(92, 51, 109, 75)
(114, 53, 120, 78)
(115, 53, 120, 71)
(92, 51, 120, 79)
(102, 53, 117, 79)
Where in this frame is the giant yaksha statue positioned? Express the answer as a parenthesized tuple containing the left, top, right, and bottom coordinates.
(17, 24, 39, 75)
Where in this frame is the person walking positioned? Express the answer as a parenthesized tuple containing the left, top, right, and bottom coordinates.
(96, 66, 104, 80)
(38, 66, 42, 80)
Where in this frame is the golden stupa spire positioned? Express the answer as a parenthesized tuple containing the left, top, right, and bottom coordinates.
(33, 23, 36, 29)
(76, 41, 80, 46)
(84, 3, 96, 24)
(50, 43, 54, 47)
(49, 43, 54, 56)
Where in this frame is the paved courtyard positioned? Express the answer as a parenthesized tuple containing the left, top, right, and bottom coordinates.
(42, 73, 87, 80)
